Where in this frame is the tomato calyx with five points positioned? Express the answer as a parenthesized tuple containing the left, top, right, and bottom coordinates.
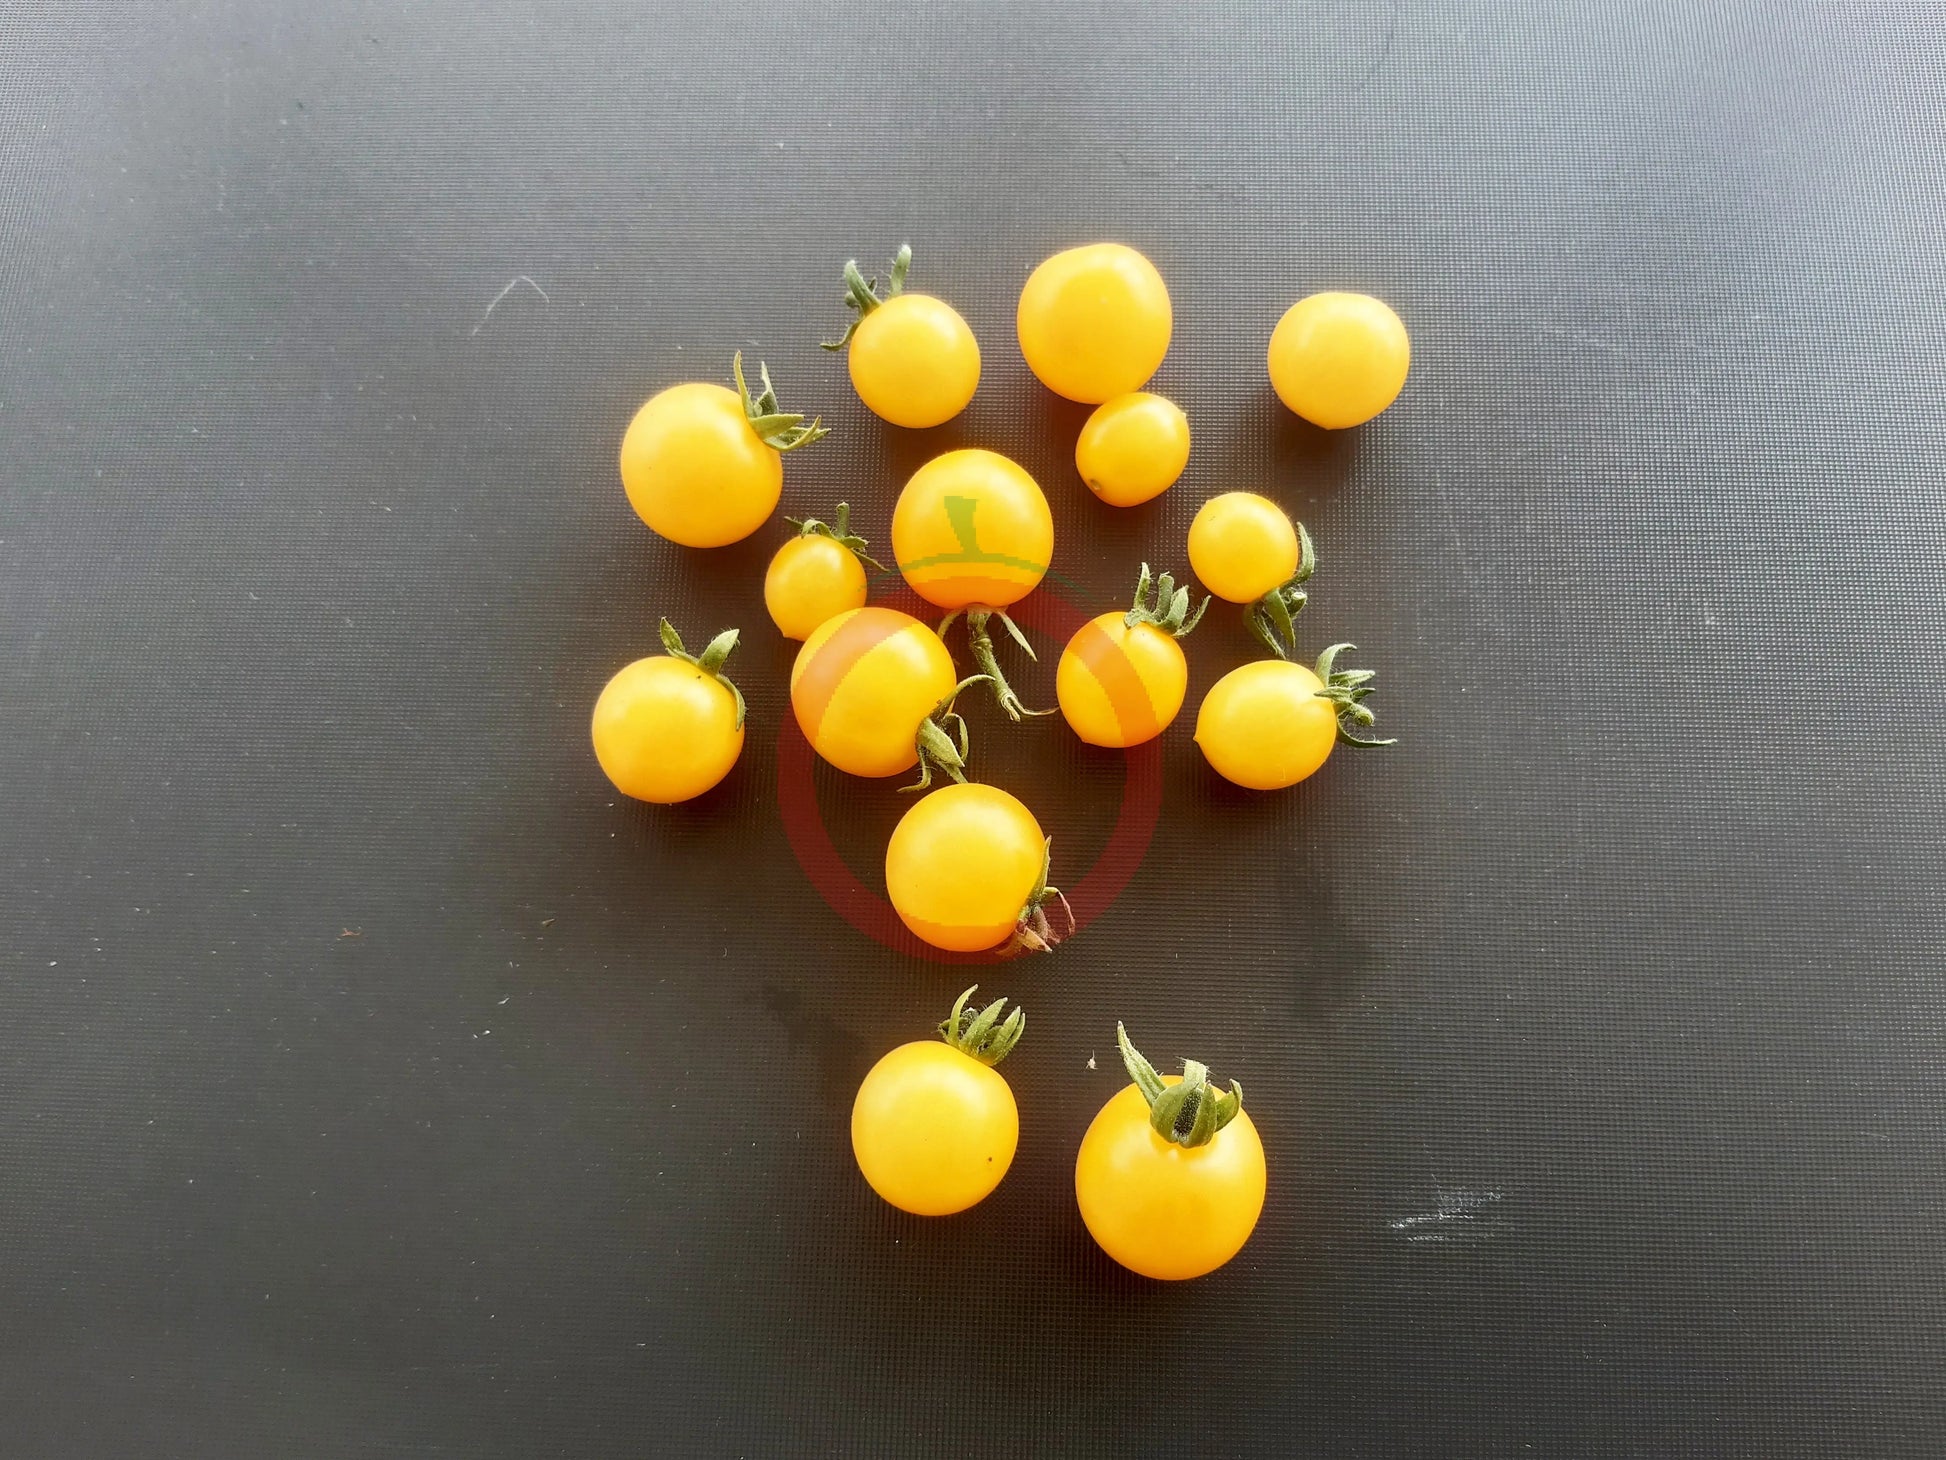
(732, 350, 829, 453)
(657, 616, 746, 727)
(1244, 519, 1317, 660)
(1115, 1020, 1242, 1149)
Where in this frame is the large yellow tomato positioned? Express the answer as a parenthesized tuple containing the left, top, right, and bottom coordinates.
(851, 987, 1024, 1216)
(892, 448, 1052, 611)
(1017, 243, 1172, 403)
(827, 245, 980, 428)
(1194, 645, 1393, 790)
(790, 606, 958, 779)
(1074, 1026, 1265, 1281)
(763, 503, 885, 641)
(1055, 564, 1207, 748)
(1074, 391, 1190, 507)
(1267, 292, 1410, 429)
(590, 620, 746, 803)
(1186, 491, 1300, 603)
(886, 782, 1052, 954)
(619, 354, 826, 548)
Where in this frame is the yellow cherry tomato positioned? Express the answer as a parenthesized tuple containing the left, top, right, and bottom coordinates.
(1055, 564, 1207, 748)
(590, 619, 746, 804)
(852, 987, 1024, 1216)
(1076, 1078, 1266, 1279)
(1186, 492, 1300, 603)
(618, 353, 826, 548)
(826, 245, 980, 428)
(892, 448, 1052, 611)
(886, 782, 1051, 954)
(763, 503, 885, 641)
(1267, 291, 1410, 429)
(1195, 644, 1393, 789)
(1074, 392, 1190, 507)
(790, 606, 958, 779)
(1017, 243, 1172, 404)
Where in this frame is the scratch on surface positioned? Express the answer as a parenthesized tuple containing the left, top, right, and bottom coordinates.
(1356, 0, 1405, 92)
(471, 275, 550, 336)
(1389, 1178, 1503, 1244)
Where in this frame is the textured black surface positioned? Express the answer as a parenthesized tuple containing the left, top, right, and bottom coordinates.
(4, 1, 1946, 1455)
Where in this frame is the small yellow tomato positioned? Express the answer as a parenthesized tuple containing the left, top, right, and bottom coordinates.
(790, 606, 958, 779)
(1017, 243, 1172, 403)
(886, 782, 1052, 954)
(619, 354, 826, 548)
(1187, 492, 1300, 603)
(1194, 659, 1338, 790)
(892, 448, 1052, 611)
(591, 620, 746, 804)
(852, 987, 1024, 1216)
(763, 503, 886, 641)
(1075, 392, 1190, 507)
(1267, 291, 1410, 429)
(1075, 1026, 1265, 1281)
(1055, 564, 1207, 748)
(826, 245, 980, 427)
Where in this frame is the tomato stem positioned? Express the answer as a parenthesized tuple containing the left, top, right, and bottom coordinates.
(783, 501, 889, 573)
(939, 607, 1055, 722)
(1115, 1023, 1243, 1149)
(1002, 839, 1073, 957)
(1246, 521, 1317, 659)
(1124, 562, 1209, 638)
(937, 985, 1025, 1066)
(903, 674, 991, 793)
(820, 243, 913, 351)
(657, 617, 747, 728)
(731, 351, 828, 453)
(1312, 642, 1397, 748)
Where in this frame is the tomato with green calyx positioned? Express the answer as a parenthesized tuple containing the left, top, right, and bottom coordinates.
(764, 502, 887, 641)
(619, 353, 827, 548)
(1186, 492, 1321, 655)
(1055, 563, 1208, 749)
(1195, 642, 1394, 790)
(886, 782, 1070, 955)
(1017, 243, 1172, 404)
(1075, 1023, 1265, 1281)
(893, 448, 1055, 723)
(790, 606, 987, 789)
(852, 986, 1024, 1216)
(822, 243, 980, 428)
(591, 619, 746, 804)
(1075, 391, 1190, 507)
(1268, 291, 1410, 429)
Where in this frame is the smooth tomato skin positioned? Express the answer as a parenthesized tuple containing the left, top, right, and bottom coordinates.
(1075, 1077, 1267, 1280)
(849, 294, 981, 428)
(790, 607, 957, 778)
(765, 535, 868, 641)
(1017, 244, 1172, 404)
(885, 783, 1046, 953)
(852, 1041, 1018, 1215)
(1075, 392, 1190, 507)
(1186, 492, 1300, 603)
(1267, 292, 1411, 429)
(1055, 614, 1188, 748)
(1195, 660, 1337, 790)
(619, 382, 781, 547)
(591, 656, 743, 803)
(892, 448, 1052, 610)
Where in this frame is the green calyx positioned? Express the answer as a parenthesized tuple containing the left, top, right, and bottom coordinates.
(659, 617, 747, 728)
(820, 243, 913, 350)
(939, 607, 1055, 722)
(1312, 642, 1396, 748)
(1124, 562, 1209, 638)
(1246, 520, 1317, 659)
(1116, 1022, 1243, 1149)
(937, 985, 1025, 1066)
(731, 351, 828, 453)
(783, 501, 888, 572)
(1004, 839, 1074, 957)
(904, 674, 993, 793)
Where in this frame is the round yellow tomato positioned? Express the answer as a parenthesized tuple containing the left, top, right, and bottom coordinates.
(1194, 659, 1338, 789)
(790, 606, 957, 778)
(1017, 243, 1172, 403)
(1055, 564, 1207, 748)
(1076, 1076, 1266, 1280)
(886, 782, 1049, 953)
(892, 448, 1052, 611)
(852, 987, 1024, 1216)
(591, 620, 746, 804)
(619, 354, 826, 548)
(826, 244, 980, 428)
(1267, 292, 1410, 429)
(763, 503, 885, 641)
(1186, 492, 1299, 603)
(1075, 392, 1190, 507)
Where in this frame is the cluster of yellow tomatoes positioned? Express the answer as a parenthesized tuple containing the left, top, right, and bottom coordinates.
(589, 242, 1407, 1280)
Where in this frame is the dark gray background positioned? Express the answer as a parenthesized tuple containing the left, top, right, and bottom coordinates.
(4, 1, 1944, 1455)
